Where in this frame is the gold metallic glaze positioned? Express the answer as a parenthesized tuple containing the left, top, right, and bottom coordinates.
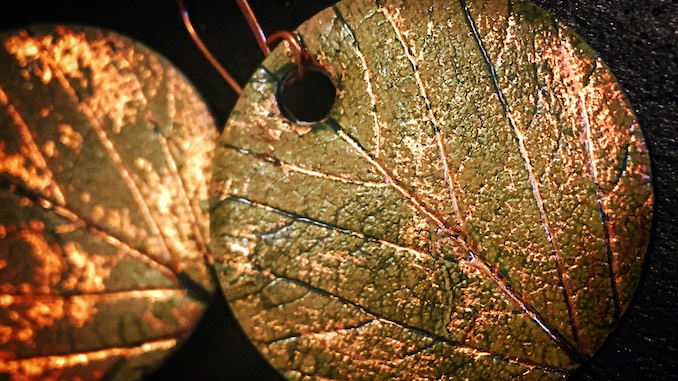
(213, 0, 652, 379)
(0, 338, 177, 377)
(0, 25, 217, 380)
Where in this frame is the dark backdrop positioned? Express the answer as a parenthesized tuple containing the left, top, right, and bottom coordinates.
(1, 1, 675, 380)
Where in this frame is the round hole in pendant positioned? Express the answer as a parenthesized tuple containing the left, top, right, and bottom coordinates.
(276, 65, 336, 125)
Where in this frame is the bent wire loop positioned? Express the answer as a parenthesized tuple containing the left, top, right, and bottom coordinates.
(178, 0, 312, 94)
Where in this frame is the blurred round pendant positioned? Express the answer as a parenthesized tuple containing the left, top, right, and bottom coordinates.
(211, 0, 652, 379)
(0, 25, 216, 380)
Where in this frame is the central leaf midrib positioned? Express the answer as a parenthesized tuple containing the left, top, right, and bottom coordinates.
(327, 3, 581, 360)
(252, 11, 582, 362)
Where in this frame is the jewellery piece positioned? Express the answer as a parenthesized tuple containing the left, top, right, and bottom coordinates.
(0, 25, 216, 380)
(211, 0, 653, 379)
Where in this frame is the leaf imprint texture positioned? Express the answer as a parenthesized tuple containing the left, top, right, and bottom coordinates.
(211, 0, 653, 379)
(0, 26, 216, 380)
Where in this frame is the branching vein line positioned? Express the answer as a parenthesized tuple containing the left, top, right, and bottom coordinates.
(377, 3, 466, 230)
(157, 131, 209, 253)
(52, 204, 179, 281)
(459, 0, 582, 350)
(31, 38, 176, 266)
(224, 144, 389, 188)
(333, 6, 385, 158)
(225, 195, 433, 261)
(330, 122, 453, 234)
(266, 272, 569, 376)
(226, 193, 581, 361)
(577, 79, 620, 319)
(0, 85, 66, 205)
(0, 180, 179, 282)
(108, 44, 210, 260)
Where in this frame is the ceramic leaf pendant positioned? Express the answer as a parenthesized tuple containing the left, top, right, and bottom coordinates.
(0, 25, 216, 380)
(211, 0, 652, 379)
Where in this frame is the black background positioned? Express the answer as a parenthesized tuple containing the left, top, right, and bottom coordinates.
(1, 1, 676, 380)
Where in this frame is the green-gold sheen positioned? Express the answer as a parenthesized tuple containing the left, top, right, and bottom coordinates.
(211, 0, 653, 379)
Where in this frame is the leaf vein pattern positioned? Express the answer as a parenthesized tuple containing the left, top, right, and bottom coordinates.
(157, 130, 210, 254)
(328, 120, 454, 234)
(258, 24, 581, 357)
(0, 177, 181, 287)
(325, 119, 581, 360)
(333, 6, 385, 158)
(459, 0, 582, 349)
(263, 319, 377, 345)
(27, 35, 177, 268)
(109, 48, 210, 259)
(226, 195, 433, 261)
(224, 196, 570, 374)
(259, 266, 568, 376)
(330, 9, 579, 354)
(0, 338, 177, 371)
(0, 85, 66, 205)
(575, 61, 621, 318)
(371, 3, 465, 229)
(224, 144, 389, 188)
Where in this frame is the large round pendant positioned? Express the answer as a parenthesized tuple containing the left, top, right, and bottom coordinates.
(211, 0, 653, 379)
(0, 25, 216, 380)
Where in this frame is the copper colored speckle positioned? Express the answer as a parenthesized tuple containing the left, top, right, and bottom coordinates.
(211, 0, 652, 380)
(0, 25, 217, 380)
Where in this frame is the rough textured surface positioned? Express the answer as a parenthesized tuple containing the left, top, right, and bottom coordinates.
(211, 0, 652, 379)
(1, 0, 674, 380)
(0, 26, 216, 380)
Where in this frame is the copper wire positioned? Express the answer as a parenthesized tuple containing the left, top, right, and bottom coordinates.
(178, 0, 312, 95)
(235, 0, 272, 56)
(266, 31, 311, 82)
(178, 0, 243, 95)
